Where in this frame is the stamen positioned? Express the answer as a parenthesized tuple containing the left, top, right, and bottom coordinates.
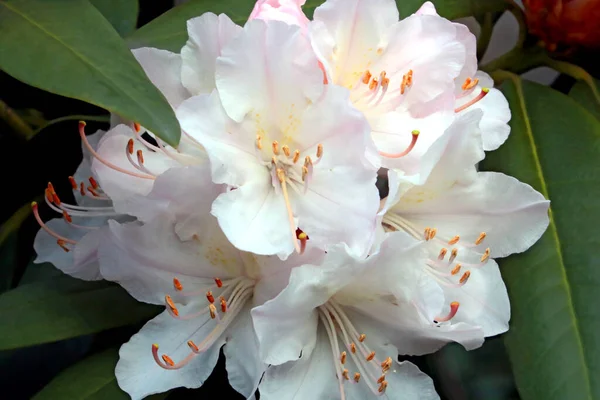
(220, 297, 227, 313)
(206, 291, 215, 304)
(134, 122, 141, 132)
(136, 149, 145, 165)
(424, 227, 431, 240)
(215, 278, 223, 288)
(455, 88, 490, 113)
(272, 141, 279, 155)
(480, 248, 490, 263)
(459, 271, 471, 284)
(256, 135, 263, 150)
(340, 351, 347, 364)
(379, 130, 419, 158)
(369, 78, 378, 91)
(448, 235, 460, 245)
(475, 232, 487, 245)
(381, 357, 392, 372)
(209, 304, 217, 319)
(350, 343, 357, 353)
(277, 168, 301, 254)
(187, 340, 199, 353)
(434, 301, 460, 323)
(80, 182, 86, 196)
(378, 381, 388, 393)
(32, 202, 77, 245)
(165, 295, 179, 316)
(377, 375, 386, 384)
(462, 77, 479, 91)
(342, 369, 350, 380)
(127, 139, 134, 155)
(429, 228, 437, 240)
(162, 354, 175, 367)
(451, 263, 461, 275)
(68, 176, 77, 189)
(293, 150, 300, 163)
(57, 240, 70, 252)
(282, 145, 291, 157)
(317, 144, 323, 159)
(366, 351, 375, 362)
(438, 248, 447, 260)
(354, 373, 361, 383)
(173, 278, 183, 291)
(79, 121, 155, 180)
(359, 334, 366, 342)
(89, 177, 99, 189)
(361, 70, 372, 84)
(449, 248, 458, 263)
(400, 70, 413, 94)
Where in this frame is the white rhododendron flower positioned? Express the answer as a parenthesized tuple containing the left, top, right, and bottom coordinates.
(380, 110, 549, 338)
(252, 232, 484, 400)
(178, 19, 380, 259)
(98, 169, 325, 399)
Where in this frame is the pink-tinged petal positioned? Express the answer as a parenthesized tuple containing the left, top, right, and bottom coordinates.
(99, 216, 241, 305)
(33, 218, 105, 281)
(116, 309, 224, 399)
(91, 125, 180, 212)
(312, 0, 400, 85)
(249, 0, 309, 30)
(395, 172, 550, 258)
(181, 13, 242, 95)
(414, 1, 438, 16)
(452, 23, 478, 97)
(223, 302, 266, 398)
(132, 48, 190, 109)
(442, 256, 510, 337)
(258, 326, 339, 400)
(215, 19, 324, 123)
(176, 93, 265, 186)
(211, 180, 294, 259)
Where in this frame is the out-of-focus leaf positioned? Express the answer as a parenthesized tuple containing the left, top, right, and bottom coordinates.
(126, 0, 507, 52)
(90, 0, 139, 37)
(480, 78, 600, 400)
(18, 261, 64, 285)
(33, 347, 170, 400)
(0, 275, 160, 350)
(0, 202, 34, 292)
(0, 0, 180, 146)
(569, 78, 600, 121)
(0, 201, 33, 245)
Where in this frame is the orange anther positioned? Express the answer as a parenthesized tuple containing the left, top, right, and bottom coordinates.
(62, 210, 72, 223)
(137, 149, 144, 164)
(366, 351, 375, 361)
(475, 232, 487, 245)
(480, 248, 490, 263)
(429, 228, 437, 240)
(89, 176, 99, 189)
(340, 351, 347, 364)
(381, 357, 392, 370)
(57, 239, 70, 252)
(52, 193, 61, 206)
(80, 182, 86, 196)
(187, 340, 199, 352)
(438, 248, 448, 260)
(162, 354, 175, 366)
(206, 291, 215, 304)
(424, 227, 431, 240)
(378, 381, 388, 393)
(220, 298, 227, 313)
(215, 278, 223, 288)
(173, 278, 183, 291)
(282, 145, 291, 157)
(127, 139, 134, 155)
(462, 77, 479, 91)
(209, 304, 217, 319)
(47, 182, 55, 194)
(133, 122, 141, 133)
(68, 176, 77, 189)
(350, 343, 356, 353)
(354, 372, 361, 382)
(451, 263, 462, 275)
(45, 188, 53, 203)
(459, 271, 471, 284)
(361, 70, 372, 84)
(369, 78, 378, 90)
(359, 334, 366, 342)
(272, 141, 279, 155)
(317, 144, 323, 159)
(342, 369, 349, 380)
(449, 248, 458, 263)
(293, 150, 300, 164)
(448, 235, 460, 245)
(377, 375, 386, 384)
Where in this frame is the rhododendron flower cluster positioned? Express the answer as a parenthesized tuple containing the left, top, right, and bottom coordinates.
(33, 1, 549, 399)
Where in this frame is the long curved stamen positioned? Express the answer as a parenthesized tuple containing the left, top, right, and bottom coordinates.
(32, 202, 77, 245)
(455, 88, 489, 113)
(319, 312, 347, 400)
(277, 169, 301, 253)
(434, 301, 460, 323)
(379, 130, 419, 158)
(79, 121, 155, 180)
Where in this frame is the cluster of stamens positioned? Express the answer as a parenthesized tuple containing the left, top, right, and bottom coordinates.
(153, 276, 255, 370)
(256, 135, 322, 254)
(455, 77, 490, 113)
(319, 301, 392, 398)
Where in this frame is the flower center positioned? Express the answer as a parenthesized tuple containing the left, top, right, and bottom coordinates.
(318, 300, 391, 399)
(255, 135, 322, 253)
(152, 276, 255, 370)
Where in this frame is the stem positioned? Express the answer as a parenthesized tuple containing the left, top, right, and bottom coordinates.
(32, 114, 110, 136)
(544, 59, 600, 105)
(477, 13, 494, 61)
(0, 98, 35, 140)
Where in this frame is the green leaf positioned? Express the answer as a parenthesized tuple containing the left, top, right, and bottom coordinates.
(90, 0, 139, 37)
(33, 348, 170, 400)
(126, 0, 507, 53)
(480, 78, 600, 400)
(0, 275, 160, 350)
(0, 0, 180, 146)
(0, 201, 36, 292)
(569, 78, 600, 121)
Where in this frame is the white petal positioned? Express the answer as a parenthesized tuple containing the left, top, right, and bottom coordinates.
(258, 325, 339, 400)
(99, 216, 242, 304)
(453, 22, 478, 97)
(132, 48, 190, 109)
(215, 19, 324, 123)
(116, 309, 223, 399)
(414, 1, 438, 16)
(312, 0, 399, 85)
(33, 218, 105, 281)
(396, 172, 550, 258)
(442, 256, 510, 337)
(224, 302, 266, 398)
(181, 13, 242, 95)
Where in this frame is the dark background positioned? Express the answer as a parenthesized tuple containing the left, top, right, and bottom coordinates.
(0, 1, 595, 398)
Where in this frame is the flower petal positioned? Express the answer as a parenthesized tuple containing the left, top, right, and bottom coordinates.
(215, 19, 324, 123)
(116, 309, 224, 399)
(132, 48, 190, 109)
(99, 216, 241, 304)
(395, 172, 550, 258)
(181, 13, 242, 95)
(224, 302, 266, 398)
(249, 0, 310, 30)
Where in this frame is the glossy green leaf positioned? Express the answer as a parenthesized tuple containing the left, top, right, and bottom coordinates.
(0, 0, 180, 146)
(0, 201, 36, 292)
(0, 275, 160, 350)
(90, 0, 139, 37)
(480, 78, 600, 400)
(33, 348, 169, 400)
(126, 0, 507, 52)
(569, 78, 600, 121)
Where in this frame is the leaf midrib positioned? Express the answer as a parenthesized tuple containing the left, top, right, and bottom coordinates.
(510, 76, 593, 400)
(0, 1, 155, 124)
